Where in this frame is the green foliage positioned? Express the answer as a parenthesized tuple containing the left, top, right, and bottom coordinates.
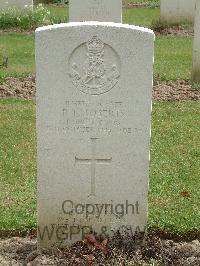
(146, 0, 160, 8)
(52, 0, 67, 4)
(0, 5, 66, 30)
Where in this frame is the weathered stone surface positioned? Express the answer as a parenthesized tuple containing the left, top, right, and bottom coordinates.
(192, 0, 200, 83)
(69, 0, 122, 23)
(36, 22, 154, 248)
(160, 0, 196, 23)
(0, 0, 33, 9)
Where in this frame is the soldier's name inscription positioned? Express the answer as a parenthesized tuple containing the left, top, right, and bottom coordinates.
(62, 100, 134, 135)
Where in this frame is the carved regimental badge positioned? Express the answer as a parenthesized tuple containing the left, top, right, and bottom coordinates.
(69, 36, 121, 95)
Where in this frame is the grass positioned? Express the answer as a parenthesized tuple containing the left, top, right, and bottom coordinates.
(0, 99, 199, 236)
(47, 5, 68, 22)
(0, 5, 193, 81)
(48, 5, 160, 27)
(154, 36, 192, 80)
(0, 33, 193, 81)
(0, 99, 36, 232)
(149, 101, 200, 235)
(48, 6, 160, 27)
(0, 5, 160, 79)
(0, 33, 35, 80)
(123, 8, 160, 26)
(0, 5, 159, 30)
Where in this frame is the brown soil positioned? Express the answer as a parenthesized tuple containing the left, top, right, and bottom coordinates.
(154, 26, 194, 37)
(1, 26, 193, 37)
(0, 29, 34, 34)
(0, 77, 36, 99)
(153, 80, 200, 101)
(123, 2, 149, 8)
(0, 77, 199, 101)
(0, 27, 193, 37)
(0, 234, 200, 265)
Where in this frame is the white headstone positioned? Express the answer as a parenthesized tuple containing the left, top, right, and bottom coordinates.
(36, 22, 154, 248)
(160, 0, 196, 23)
(69, 0, 122, 23)
(0, 0, 33, 10)
(192, 0, 200, 82)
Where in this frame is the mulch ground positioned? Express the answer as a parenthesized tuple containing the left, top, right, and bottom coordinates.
(123, 2, 149, 8)
(1, 26, 194, 37)
(0, 27, 193, 37)
(0, 17, 194, 37)
(154, 26, 193, 37)
(0, 77, 199, 101)
(0, 234, 200, 266)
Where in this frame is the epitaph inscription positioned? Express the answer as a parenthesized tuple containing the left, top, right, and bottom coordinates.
(69, 36, 120, 95)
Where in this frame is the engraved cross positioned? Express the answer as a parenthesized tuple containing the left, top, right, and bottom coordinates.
(75, 138, 112, 196)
